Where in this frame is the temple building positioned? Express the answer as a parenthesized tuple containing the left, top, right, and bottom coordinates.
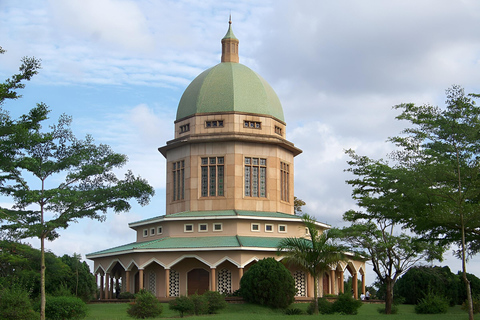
(86, 21, 366, 300)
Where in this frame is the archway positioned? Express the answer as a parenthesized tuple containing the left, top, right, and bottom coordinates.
(323, 272, 330, 295)
(187, 268, 209, 295)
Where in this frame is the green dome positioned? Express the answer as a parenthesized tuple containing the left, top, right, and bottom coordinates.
(176, 62, 285, 122)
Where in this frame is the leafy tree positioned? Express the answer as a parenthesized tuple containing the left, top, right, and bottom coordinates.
(293, 196, 306, 215)
(277, 214, 347, 314)
(387, 85, 480, 319)
(0, 53, 155, 320)
(61, 254, 97, 301)
(395, 266, 461, 305)
(335, 150, 444, 314)
(239, 257, 296, 309)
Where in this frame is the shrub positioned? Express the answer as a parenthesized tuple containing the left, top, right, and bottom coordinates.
(307, 297, 334, 315)
(239, 258, 296, 309)
(169, 295, 195, 318)
(377, 305, 399, 314)
(284, 307, 303, 315)
(189, 293, 208, 315)
(203, 290, 227, 314)
(462, 295, 480, 314)
(126, 289, 162, 319)
(39, 296, 88, 320)
(332, 292, 363, 315)
(118, 291, 135, 300)
(0, 285, 39, 320)
(415, 292, 448, 314)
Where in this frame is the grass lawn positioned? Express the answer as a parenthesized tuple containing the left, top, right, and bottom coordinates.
(86, 302, 477, 320)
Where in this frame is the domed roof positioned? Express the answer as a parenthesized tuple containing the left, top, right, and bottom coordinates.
(176, 62, 284, 122)
(176, 21, 284, 122)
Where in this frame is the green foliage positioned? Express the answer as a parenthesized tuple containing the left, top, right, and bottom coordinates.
(126, 289, 162, 319)
(0, 285, 39, 320)
(277, 214, 347, 313)
(284, 307, 304, 315)
(0, 240, 97, 301)
(203, 290, 227, 314)
(307, 297, 334, 315)
(462, 294, 480, 314)
(395, 266, 461, 305)
(457, 272, 480, 305)
(189, 293, 208, 315)
(332, 292, 363, 315)
(169, 295, 195, 318)
(36, 296, 88, 320)
(239, 257, 296, 309)
(415, 292, 449, 314)
(377, 305, 399, 314)
(118, 291, 135, 300)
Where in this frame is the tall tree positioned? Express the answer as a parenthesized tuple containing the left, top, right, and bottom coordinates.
(0, 53, 155, 320)
(293, 196, 306, 215)
(277, 214, 347, 314)
(334, 150, 444, 314)
(388, 85, 480, 319)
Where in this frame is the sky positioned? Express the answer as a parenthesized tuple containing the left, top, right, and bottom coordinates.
(2, 0, 480, 286)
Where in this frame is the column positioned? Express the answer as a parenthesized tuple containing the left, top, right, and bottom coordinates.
(362, 272, 366, 295)
(165, 269, 170, 297)
(99, 274, 104, 300)
(353, 272, 358, 299)
(126, 271, 131, 293)
(105, 273, 110, 299)
(330, 270, 335, 294)
(339, 270, 344, 293)
(236, 267, 244, 291)
(210, 268, 216, 291)
(139, 269, 144, 291)
(307, 273, 314, 298)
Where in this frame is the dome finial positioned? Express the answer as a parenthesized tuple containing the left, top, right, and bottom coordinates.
(221, 16, 239, 63)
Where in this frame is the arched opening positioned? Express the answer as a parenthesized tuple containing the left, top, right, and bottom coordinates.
(187, 268, 209, 295)
(323, 272, 330, 295)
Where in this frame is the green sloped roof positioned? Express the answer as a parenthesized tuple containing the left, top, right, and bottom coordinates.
(129, 210, 301, 226)
(176, 62, 284, 122)
(86, 236, 285, 257)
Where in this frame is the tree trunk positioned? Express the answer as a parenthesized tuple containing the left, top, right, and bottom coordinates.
(40, 234, 46, 320)
(313, 275, 319, 314)
(461, 218, 474, 320)
(384, 278, 393, 314)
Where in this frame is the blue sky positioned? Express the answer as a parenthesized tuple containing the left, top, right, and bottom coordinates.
(2, 0, 480, 285)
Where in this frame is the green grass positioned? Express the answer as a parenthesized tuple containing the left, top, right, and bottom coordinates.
(85, 302, 477, 320)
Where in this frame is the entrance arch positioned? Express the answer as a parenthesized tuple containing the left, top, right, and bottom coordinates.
(187, 268, 209, 295)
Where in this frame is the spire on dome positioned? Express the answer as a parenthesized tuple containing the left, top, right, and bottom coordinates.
(221, 17, 239, 63)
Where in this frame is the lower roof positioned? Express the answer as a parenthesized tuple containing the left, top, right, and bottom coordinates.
(86, 235, 287, 259)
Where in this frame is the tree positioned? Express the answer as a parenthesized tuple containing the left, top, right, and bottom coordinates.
(334, 150, 444, 314)
(239, 257, 296, 308)
(277, 214, 347, 314)
(293, 196, 306, 215)
(387, 85, 480, 320)
(0, 53, 155, 320)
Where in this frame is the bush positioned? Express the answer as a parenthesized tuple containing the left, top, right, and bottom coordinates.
(38, 296, 88, 320)
(332, 292, 363, 315)
(203, 290, 227, 314)
(189, 293, 208, 315)
(307, 297, 334, 315)
(284, 307, 303, 315)
(377, 305, 399, 314)
(462, 295, 480, 314)
(415, 292, 449, 314)
(118, 291, 135, 300)
(126, 289, 162, 319)
(169, 295, 195, 318)
(239, 258, 296, 309)
(0, 285, 39, 320)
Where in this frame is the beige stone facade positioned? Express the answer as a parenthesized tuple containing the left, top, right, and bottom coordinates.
(86, 21, 366, 300)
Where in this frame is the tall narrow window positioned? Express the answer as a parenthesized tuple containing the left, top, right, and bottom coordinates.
(245, 157, 266, 197)
(173, 160, 185, 201)
(201, 156, 224, 197)
(280, 161, 290, 202)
